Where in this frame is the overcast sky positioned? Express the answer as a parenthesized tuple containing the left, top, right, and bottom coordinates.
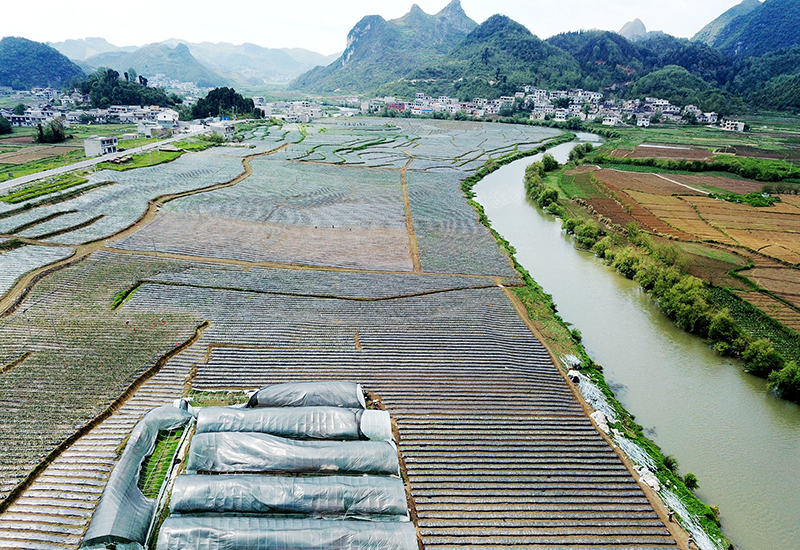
(5, 0, 750, 55)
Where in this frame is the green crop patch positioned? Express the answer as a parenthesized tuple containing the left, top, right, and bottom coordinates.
(138, 428, 184, 499)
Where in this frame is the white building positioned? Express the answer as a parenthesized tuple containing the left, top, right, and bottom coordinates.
(723, 120, 745, 132)
(83, 135, 118, 157)
(209, 122, 235, 141)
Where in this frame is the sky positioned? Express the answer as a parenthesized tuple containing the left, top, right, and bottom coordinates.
(4, 0, 750, 55)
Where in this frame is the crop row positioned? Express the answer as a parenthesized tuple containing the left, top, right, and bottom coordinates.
(0, 151, 244, 246)
(0, 244, 74, 297)
(0, 251, 204, 503)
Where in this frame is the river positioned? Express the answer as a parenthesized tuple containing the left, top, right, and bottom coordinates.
(472, 134, 800, 550)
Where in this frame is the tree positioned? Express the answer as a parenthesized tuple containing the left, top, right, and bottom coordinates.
(35, 119, 67, 144)
(127, 67, 137, 83)
(13, 103, 26, 115)
(0, 115, 11, 135)
(77, 68, 173, 108)
(191, 87, 256, 119)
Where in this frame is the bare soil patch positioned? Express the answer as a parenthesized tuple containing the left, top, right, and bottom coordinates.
(594, 169, 702, 196)
(730, 145, 800, 164)
(0, 145, 81, 165)
(666, 174, 763, 195)
(740, 267, 800, 307)
(611, 145, 712, 160)
(0, 136, 35, 145)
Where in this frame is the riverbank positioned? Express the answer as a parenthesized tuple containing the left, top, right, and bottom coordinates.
(471, 143, 800, 550)
(465, 137, 732, 549)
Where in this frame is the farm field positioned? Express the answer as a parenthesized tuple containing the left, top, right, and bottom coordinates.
(738, 266, 800, 308)
(0, 145, 82, 165)
(611, 144, 713, 160)
(566, 166, 800, 266)
(0, 118, 562, 515)
(732, 289, 800, 333)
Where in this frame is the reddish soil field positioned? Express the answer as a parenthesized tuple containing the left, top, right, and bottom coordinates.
(741, 267, 800, 307)
(666, 174, 763, 195)
(594, 169, 703, 196)
(739, 268, 800, 307)
(0, 136, 35, 145)
(611, 145, 712, 160)
(584, 198, 638, 228)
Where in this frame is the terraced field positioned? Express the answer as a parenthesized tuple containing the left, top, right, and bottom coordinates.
(0, 119, 680, 550)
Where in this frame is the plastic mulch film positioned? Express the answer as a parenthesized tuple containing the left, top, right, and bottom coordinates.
(169, 474, 409, 520)
(186, 432, 400, 475)
(80, 406, 193, 550)
(247, 381, 367, 409)
(195, 406, 392, 441)
(156, 517, 419, 550)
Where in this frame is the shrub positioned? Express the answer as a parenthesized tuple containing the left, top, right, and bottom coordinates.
(542, 153, 559, 172)
(708, 309, 742, 345)
(546, 202, 564, 216)
(537, 187, 559, 209)
(684, 473, 699, 491)
(613, 247, 641, 279)
(662, 454, 679, 473)
(592, 236, 614, 259)
(742, 338, 784, 377)
(658, 274, 713, 336)
(768, 361, 800, 403)
(574, 221, 605, 248)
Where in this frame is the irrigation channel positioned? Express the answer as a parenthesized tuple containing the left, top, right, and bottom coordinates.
(472, 134, 800, 550)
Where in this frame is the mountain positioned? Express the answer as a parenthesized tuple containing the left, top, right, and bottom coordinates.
(290, 0, 477, 93)
(545, 31, 731, 92)
(85, 43, 227, 87)
(382, 15, 581, 100)
(705, 0, 800, 58)
(158, 40, 337, 84)
(618, 19, 648, 42)
(48, 37, 137, 61)
(0, 36, 85, 90)
(692, 0, 762, 47)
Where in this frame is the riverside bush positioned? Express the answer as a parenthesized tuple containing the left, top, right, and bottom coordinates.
(742, 338, 784, 377)
(768, 361, 800, 402)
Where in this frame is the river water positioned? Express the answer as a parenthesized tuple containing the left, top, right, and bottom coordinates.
(472, 134, 800, 550)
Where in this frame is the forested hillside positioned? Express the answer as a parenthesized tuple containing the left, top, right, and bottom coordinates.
(85, 43, 226, 87)
(0, 36, 84, 89)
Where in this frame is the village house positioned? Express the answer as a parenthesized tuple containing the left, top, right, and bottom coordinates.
(723, 120, 746, 132)
(83, 135, 118, 157)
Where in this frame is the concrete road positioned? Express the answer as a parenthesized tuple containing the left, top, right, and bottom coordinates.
(0, 129, 208, 194)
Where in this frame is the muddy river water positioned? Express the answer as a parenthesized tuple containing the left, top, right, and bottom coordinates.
(472, 134, 800, 550)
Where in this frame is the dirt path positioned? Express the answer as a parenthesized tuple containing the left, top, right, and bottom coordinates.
(0, 144, 289, 317)
(400, 158, 422, 272)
